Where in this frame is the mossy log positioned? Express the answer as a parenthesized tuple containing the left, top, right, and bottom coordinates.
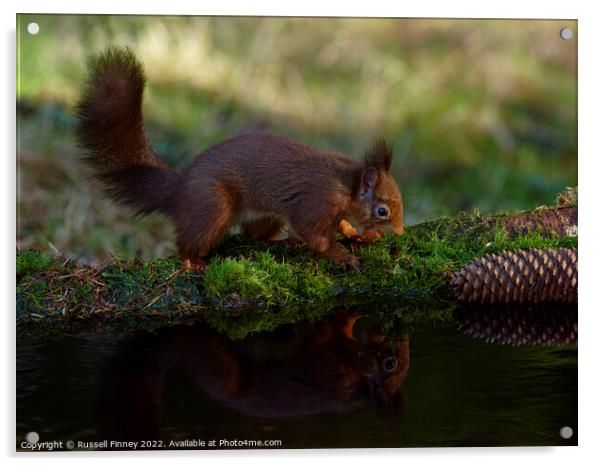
(17, 205, 577, 328)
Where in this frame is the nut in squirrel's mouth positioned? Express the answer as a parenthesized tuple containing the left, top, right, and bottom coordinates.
(339, 219, 385, 240)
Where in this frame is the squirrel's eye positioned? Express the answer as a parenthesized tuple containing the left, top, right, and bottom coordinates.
(376, 206, 389, 218)
(381, 356, 397, 373)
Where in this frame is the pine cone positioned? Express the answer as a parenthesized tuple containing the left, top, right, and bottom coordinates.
(451, 248, 577, 304)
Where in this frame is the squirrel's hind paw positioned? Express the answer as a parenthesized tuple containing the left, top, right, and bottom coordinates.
(182, 258, 207, 274)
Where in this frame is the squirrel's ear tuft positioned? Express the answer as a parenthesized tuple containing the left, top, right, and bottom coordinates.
(365, 138, 393, 172)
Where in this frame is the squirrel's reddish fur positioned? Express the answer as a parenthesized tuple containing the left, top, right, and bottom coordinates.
(76, 47, 404, 271)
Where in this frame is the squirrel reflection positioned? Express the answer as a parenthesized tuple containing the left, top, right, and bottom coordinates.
(97, 312, 409, 441)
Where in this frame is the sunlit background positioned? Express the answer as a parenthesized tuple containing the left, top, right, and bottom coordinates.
(17, 15, 577, 264)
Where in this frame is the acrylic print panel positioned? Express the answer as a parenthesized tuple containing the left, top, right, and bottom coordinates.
(16, 15, 577, 451)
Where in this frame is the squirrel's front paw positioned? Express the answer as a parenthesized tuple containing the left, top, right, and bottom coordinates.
(340, 254, 363, 273)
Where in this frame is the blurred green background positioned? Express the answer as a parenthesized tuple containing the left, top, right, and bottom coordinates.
(16, 15, 577, 265)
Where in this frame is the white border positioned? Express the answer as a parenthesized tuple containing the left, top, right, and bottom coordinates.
(4, 1, 601, 465)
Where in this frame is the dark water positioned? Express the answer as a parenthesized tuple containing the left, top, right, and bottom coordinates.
(16, 305, 577, 450)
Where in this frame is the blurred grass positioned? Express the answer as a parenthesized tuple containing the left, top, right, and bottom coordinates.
(16, 15, 577, 264)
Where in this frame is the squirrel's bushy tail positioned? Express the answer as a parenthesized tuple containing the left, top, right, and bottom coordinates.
(76, 46, 180, 216)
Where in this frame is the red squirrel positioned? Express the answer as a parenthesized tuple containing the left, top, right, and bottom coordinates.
(76, 47, 404, 272)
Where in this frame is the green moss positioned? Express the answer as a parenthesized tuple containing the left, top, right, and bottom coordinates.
(99, 257, 205, 311)
(204, 251, 334, 306)
(489, 227, 578, 251)
(16, 250, 55, 277)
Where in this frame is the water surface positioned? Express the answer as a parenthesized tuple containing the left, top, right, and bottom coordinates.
(16, 304, 577, 450)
